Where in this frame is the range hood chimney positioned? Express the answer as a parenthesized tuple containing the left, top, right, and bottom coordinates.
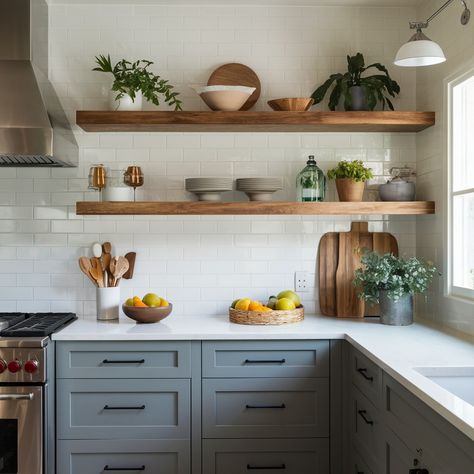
(0, 0, 70, 167)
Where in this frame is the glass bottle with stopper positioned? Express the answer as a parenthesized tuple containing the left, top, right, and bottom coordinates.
(296, 155, 326, 202)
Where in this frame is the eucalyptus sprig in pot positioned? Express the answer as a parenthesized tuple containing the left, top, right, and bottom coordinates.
(327, 160, 373, 202)
(93, 54, 182, 111)
(311, 52, 400, 111)
(353, 251, 437, 326)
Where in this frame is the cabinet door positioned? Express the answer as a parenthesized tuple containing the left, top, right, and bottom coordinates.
(202, 378, 329, 438)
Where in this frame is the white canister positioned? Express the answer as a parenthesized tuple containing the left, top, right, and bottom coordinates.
(96, 287, 121, 321)
(103, 186, 133, 201)
(109, 90, 143, 111)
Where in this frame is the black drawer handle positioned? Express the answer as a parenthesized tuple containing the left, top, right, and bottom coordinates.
(409, 470, 429, 474)
(244, 359, 286, 364)
(103, 466, 145, 471)
(357, 368, 374, 381)
(102, 359, 145, 364)
(246, 404, 286, 409)
(358, 409, 374, 425)
(103, 405, 145, 410)
(247, 464, 286, 470)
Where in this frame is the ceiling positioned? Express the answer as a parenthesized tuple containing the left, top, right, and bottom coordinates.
(47, 0, 422, 6)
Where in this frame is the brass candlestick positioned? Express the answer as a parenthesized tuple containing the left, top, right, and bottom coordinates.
(88, 165, 106, 200)
(124, 166, 144, 201)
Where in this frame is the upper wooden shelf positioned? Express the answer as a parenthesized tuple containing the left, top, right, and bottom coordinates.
(76, 111, 435, 133)
(76, 201, 435, 216)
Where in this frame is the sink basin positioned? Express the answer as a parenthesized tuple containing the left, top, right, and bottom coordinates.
(414, 367, 474, 406)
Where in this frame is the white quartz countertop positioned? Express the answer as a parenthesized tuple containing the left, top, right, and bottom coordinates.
(53, 314, 474, 442)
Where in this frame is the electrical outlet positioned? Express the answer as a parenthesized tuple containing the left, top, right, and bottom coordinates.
(295, 272, 310, 292)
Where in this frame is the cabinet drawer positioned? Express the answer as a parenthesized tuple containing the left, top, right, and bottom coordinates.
(350, 347, 382, 405)
(57, 341, 191, 379)
(202, 340, 329, 378)
(350, 447, 374, 474)
(57, 379, 190, 439)
(57, 439, 190, 474)
(202, 378, 329, 438)
(350, 386, 382, 470)
(203, 439, 329, 474)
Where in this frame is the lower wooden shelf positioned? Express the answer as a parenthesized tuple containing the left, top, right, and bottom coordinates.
(76, 201, 435, 216)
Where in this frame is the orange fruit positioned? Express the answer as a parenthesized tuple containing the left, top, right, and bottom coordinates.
(133, 296, 148, 307)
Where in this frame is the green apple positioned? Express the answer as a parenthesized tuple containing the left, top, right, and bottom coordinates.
(142, 293, 161, 308)
(267, 296, 278, 310)
(277, 290, 301, 307)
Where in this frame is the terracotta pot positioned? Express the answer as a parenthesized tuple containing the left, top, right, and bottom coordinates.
(335, 178, 365, 202)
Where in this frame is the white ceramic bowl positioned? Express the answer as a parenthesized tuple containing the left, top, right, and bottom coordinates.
(192, 85, 256, 112)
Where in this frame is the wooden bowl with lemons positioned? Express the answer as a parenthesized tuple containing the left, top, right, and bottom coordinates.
(123, 293, 172, 324)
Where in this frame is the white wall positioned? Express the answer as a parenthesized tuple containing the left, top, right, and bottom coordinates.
(416, 0, 474, 335)
(0, 3, 418, 318)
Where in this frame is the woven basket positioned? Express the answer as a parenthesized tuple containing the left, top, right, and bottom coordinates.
(229, 306, 304, 326)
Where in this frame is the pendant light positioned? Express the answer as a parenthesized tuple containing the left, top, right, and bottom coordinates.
(394, 0, 471, 67)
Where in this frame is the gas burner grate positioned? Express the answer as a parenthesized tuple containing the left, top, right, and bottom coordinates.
(0, 312, 77, 337)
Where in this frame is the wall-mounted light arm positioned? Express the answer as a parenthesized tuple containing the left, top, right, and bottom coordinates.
(395, 0, 471, 67)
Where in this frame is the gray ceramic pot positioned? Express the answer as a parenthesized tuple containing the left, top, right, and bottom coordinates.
(379, 179, 416, 201)
(379, 291, 413, 326)
(348, 86, 369, 111)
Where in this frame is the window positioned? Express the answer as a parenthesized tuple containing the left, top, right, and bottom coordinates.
(449, 72, 474, 300)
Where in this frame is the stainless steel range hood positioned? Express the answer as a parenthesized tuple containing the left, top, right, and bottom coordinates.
(0, 0, 74, 167)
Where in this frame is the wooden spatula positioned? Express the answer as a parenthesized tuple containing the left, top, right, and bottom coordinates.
(123, 252, 136, 280)
(78, 257, 97, 286)
(112, 256, 129, 287)
(90, 257, 104, 288)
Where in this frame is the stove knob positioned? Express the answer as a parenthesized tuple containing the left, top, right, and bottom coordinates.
(0, 359, 6, 374)
(24, 359, 38, 374)
(8, 360, 22, 373)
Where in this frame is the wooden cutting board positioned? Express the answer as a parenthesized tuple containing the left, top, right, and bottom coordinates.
(207, 63, 261, 110)
(318, 222, 398, 318)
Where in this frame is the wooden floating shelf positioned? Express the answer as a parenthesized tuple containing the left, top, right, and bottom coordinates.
(76, 111, 435, 133)
(76, 201, 435, 216)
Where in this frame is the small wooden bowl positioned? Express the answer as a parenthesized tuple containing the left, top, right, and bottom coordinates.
(122, 304, 173, 324)
(267, 98, 314, 112)
(229, 306, 304, 325)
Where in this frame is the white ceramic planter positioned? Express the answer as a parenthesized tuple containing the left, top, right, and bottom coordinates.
(96, 287, 120, 321)
(109, 90, 143, 111)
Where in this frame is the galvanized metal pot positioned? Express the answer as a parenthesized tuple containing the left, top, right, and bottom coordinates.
(379, 291, 413, 326)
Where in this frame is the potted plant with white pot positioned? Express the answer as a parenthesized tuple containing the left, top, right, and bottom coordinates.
(327, 160, 373, 202)
(93, 54, 182, 111)
(353, 251, 437, 326)
(311, 52, 400, 111)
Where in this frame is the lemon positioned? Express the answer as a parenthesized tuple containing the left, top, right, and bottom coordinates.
(125, 298, 134, 306)
(277, 290, 301, 307)
(275, 297, 296, 311)
(142, 293, 161, 307)
(235, 298, 251, 311)
(160, 298, 170, 307)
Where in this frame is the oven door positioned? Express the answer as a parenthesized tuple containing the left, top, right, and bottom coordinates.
(0, 386, 43, 474)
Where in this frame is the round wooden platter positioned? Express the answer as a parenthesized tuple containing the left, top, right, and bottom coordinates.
(229, 306, 304, 326)
(207, 63, 261, 110)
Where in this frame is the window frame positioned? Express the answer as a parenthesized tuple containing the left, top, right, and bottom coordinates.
(446, 66, 474, 302)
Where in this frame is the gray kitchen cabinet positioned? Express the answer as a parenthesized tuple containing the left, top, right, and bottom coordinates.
(57, 439, 190, 474)
(57, 341, 192, 378)
(202, 340, 329, 378)
(203, 439, 330, 474)
(57, 378, 190, 440)
(202, 377, 329, 439)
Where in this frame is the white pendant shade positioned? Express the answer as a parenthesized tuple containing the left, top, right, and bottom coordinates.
(394, 39, 446, 67)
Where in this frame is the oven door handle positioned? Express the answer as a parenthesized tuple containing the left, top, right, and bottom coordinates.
(0, 393, 34, 401)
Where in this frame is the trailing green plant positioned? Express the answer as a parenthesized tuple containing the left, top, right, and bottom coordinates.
(327, 160, 373, 182)
(311, 52, 400, 111)
(353, 251, 437, 304)
(93, 54, 182, 110)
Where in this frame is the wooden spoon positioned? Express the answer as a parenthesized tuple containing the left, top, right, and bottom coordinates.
(102, 242, 112, 256)
(91, 242, 102, 258)
(123, 252, 136, 280)
(112, 256, 129, 287)
(100, 253, 112, 287)
(90, 257, 104, 288)
(78, 257, 97, 286)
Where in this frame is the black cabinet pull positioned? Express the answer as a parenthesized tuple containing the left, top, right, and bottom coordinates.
(103, 405, 145, 410)
(409, 470, 429, 474)
(103, 466, 145, 471)
(246, 404, 286, 409)
(244, 359, 286, 364)
(247, 464, 286, 470)
(358, 410, 374, 425)
(102, 359, 145, 364)
(356, 368, 374, 381)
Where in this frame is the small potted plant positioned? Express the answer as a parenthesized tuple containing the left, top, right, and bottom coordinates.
(311, 52, 400, 111)
(93, 54, 182, 111)
(327, 160, 373, 202)
(353, 251, 437, 326)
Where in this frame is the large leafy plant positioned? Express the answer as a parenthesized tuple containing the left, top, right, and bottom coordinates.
(311, 53, 400, 111)
(327, 160, 373, 182)
(93, 54, 182, 111)
(353, 251, 437, 303)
